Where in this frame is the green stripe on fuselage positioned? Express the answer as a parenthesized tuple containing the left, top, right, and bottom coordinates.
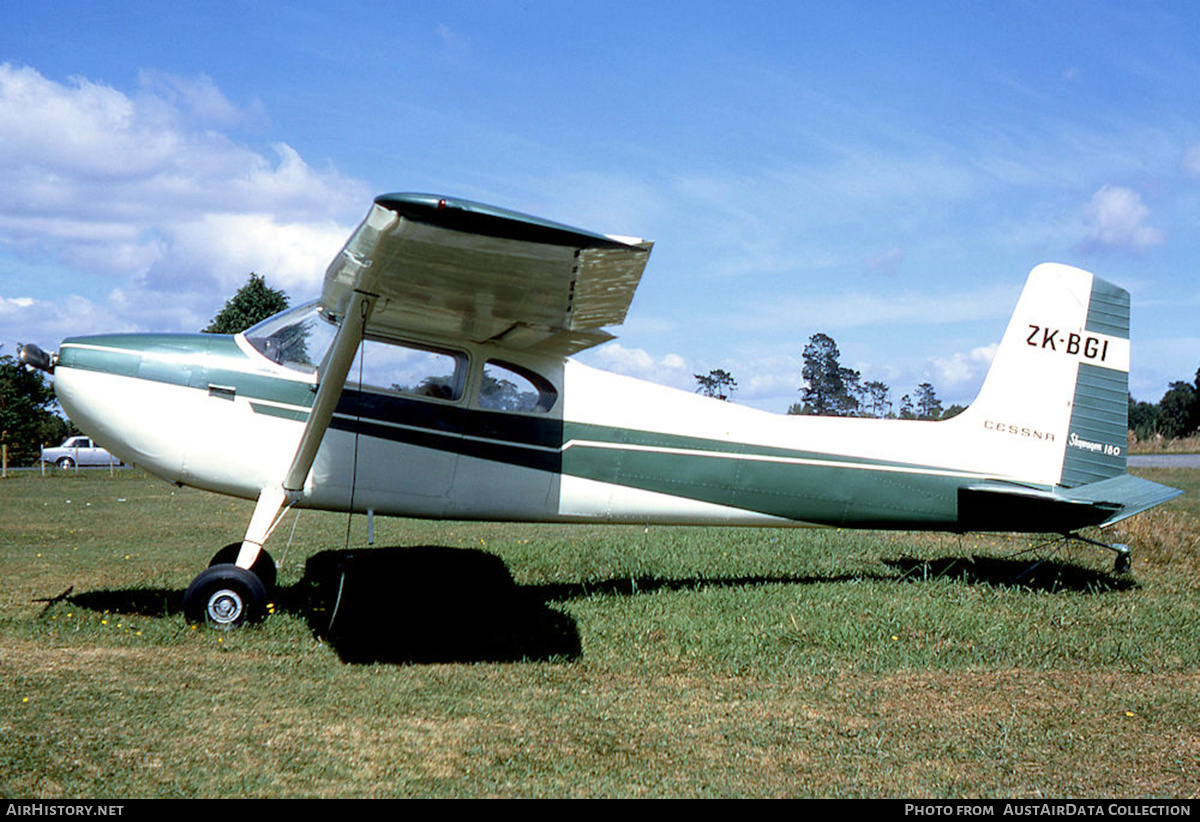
(58, 333, 316, 410)
(559, 428, 964, 527)
(330, 400, 970, 527)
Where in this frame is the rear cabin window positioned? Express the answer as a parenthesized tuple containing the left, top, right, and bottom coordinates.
(478, 360, 557, 413)
(351, 338, 466, 401)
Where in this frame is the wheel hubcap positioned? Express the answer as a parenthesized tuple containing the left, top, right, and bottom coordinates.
(206, 588, 244, 624)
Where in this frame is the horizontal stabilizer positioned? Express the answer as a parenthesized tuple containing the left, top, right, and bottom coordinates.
(1064, 474, 1184, 526)
(959, 475, 1182, 533)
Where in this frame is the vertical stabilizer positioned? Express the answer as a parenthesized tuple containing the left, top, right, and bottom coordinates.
(956, 264, 1130, 488)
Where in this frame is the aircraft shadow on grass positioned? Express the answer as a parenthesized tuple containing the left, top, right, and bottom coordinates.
(881, 554, 1137, 593)
(56, 545, 1134, 665)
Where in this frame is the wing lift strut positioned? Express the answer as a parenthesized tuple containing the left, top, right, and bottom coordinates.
(182, 289, 378, 628)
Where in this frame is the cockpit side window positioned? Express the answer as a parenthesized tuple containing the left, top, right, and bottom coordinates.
(478, 360, 558, 413)
(243, 302, 338, 374)
(351, 337, 467, 402)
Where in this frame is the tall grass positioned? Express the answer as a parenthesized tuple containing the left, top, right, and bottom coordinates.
(1127, 432, 1200, 454)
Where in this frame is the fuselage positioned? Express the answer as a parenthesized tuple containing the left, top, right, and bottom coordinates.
(52, 323, 1073, 532)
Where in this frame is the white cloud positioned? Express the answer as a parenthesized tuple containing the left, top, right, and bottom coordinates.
(1078, 185, 1164, 253)
(140, 213, 351, 295)
(729, 282, 1018, 333)
(1182, 144, 1200, 179)
(0, 64, 371, 345)
(0, 293, 121, 346)
(584, 343, 693, 390)
(137, 70, 264, 129)
(864, 247, 903, 275)
(926, 343, 998, 398)
(436, 23, 470, 58)
(738, 369, 796, 401)
(721, 356, 801, 412)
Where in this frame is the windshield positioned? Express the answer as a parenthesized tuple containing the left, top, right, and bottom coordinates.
(243, 301, 338, 373)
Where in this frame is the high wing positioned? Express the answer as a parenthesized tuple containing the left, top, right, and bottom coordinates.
(275, 193, 652, 501)
(321, 193, 654, 356)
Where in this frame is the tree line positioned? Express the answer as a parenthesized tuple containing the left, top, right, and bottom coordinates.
(1129, 370, 1200, 441)
(698, 330, 1200, 439)
(696, 332, 964, 420)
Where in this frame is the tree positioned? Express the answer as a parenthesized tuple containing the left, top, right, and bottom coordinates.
(1193, 366, 1200, 435)
(1157, 381, 1197, 439)
(898, 394, 915, 420)
(795, 333, 861, 416)
(1128, 394, 1162, 440)
(861, 380, 892, 418)
(913, 382, 944, 421)
(0, 349, 72, 466)
(203, 273, 289, 334)
(694, 369, 738, 401)
(477, 372, 533, 409)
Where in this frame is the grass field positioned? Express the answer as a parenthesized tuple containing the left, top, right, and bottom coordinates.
(1, 467, 1197, 798)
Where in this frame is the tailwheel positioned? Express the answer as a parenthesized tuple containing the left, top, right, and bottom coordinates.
(1113, 545, 1131, 574)
(208, 542, 277, 590)
(1067, 532, 1132, 575)
(183, 564, 268, 629)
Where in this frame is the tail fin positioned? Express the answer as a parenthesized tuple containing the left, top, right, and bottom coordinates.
(956, 263, 1182, 531)
(957, 263, 1130, 488)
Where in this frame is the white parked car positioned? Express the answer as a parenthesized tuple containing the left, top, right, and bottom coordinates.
(40, 436, 121, 469)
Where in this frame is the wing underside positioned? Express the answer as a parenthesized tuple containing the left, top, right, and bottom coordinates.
(321, 193, 653, 356)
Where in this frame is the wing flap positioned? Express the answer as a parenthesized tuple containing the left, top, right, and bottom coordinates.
(322, 194, 652, 354)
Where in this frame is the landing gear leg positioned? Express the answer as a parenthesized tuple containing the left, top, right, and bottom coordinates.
(232, 486, 290, 576)
(183, 486, 292, 628)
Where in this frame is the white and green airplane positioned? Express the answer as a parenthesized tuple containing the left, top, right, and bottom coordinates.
(22, 193, 1182, 627)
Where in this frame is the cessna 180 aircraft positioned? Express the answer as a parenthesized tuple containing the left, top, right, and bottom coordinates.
(20, 193, 1182, 628)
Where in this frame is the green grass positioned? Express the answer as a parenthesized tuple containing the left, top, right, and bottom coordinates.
(1, 469, 1198, 798)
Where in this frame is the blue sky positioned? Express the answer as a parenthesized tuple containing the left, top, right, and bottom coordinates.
(2, 1, 1198, 411)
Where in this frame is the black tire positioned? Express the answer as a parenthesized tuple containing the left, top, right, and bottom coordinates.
(183, 564, 268, 628)
(57, 457, 75, 470)
(208, 543, 277, 590)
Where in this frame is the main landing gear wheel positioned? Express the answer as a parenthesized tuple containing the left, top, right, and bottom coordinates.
(183, 564, 268, 629)
(207, 542, 277, 590)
